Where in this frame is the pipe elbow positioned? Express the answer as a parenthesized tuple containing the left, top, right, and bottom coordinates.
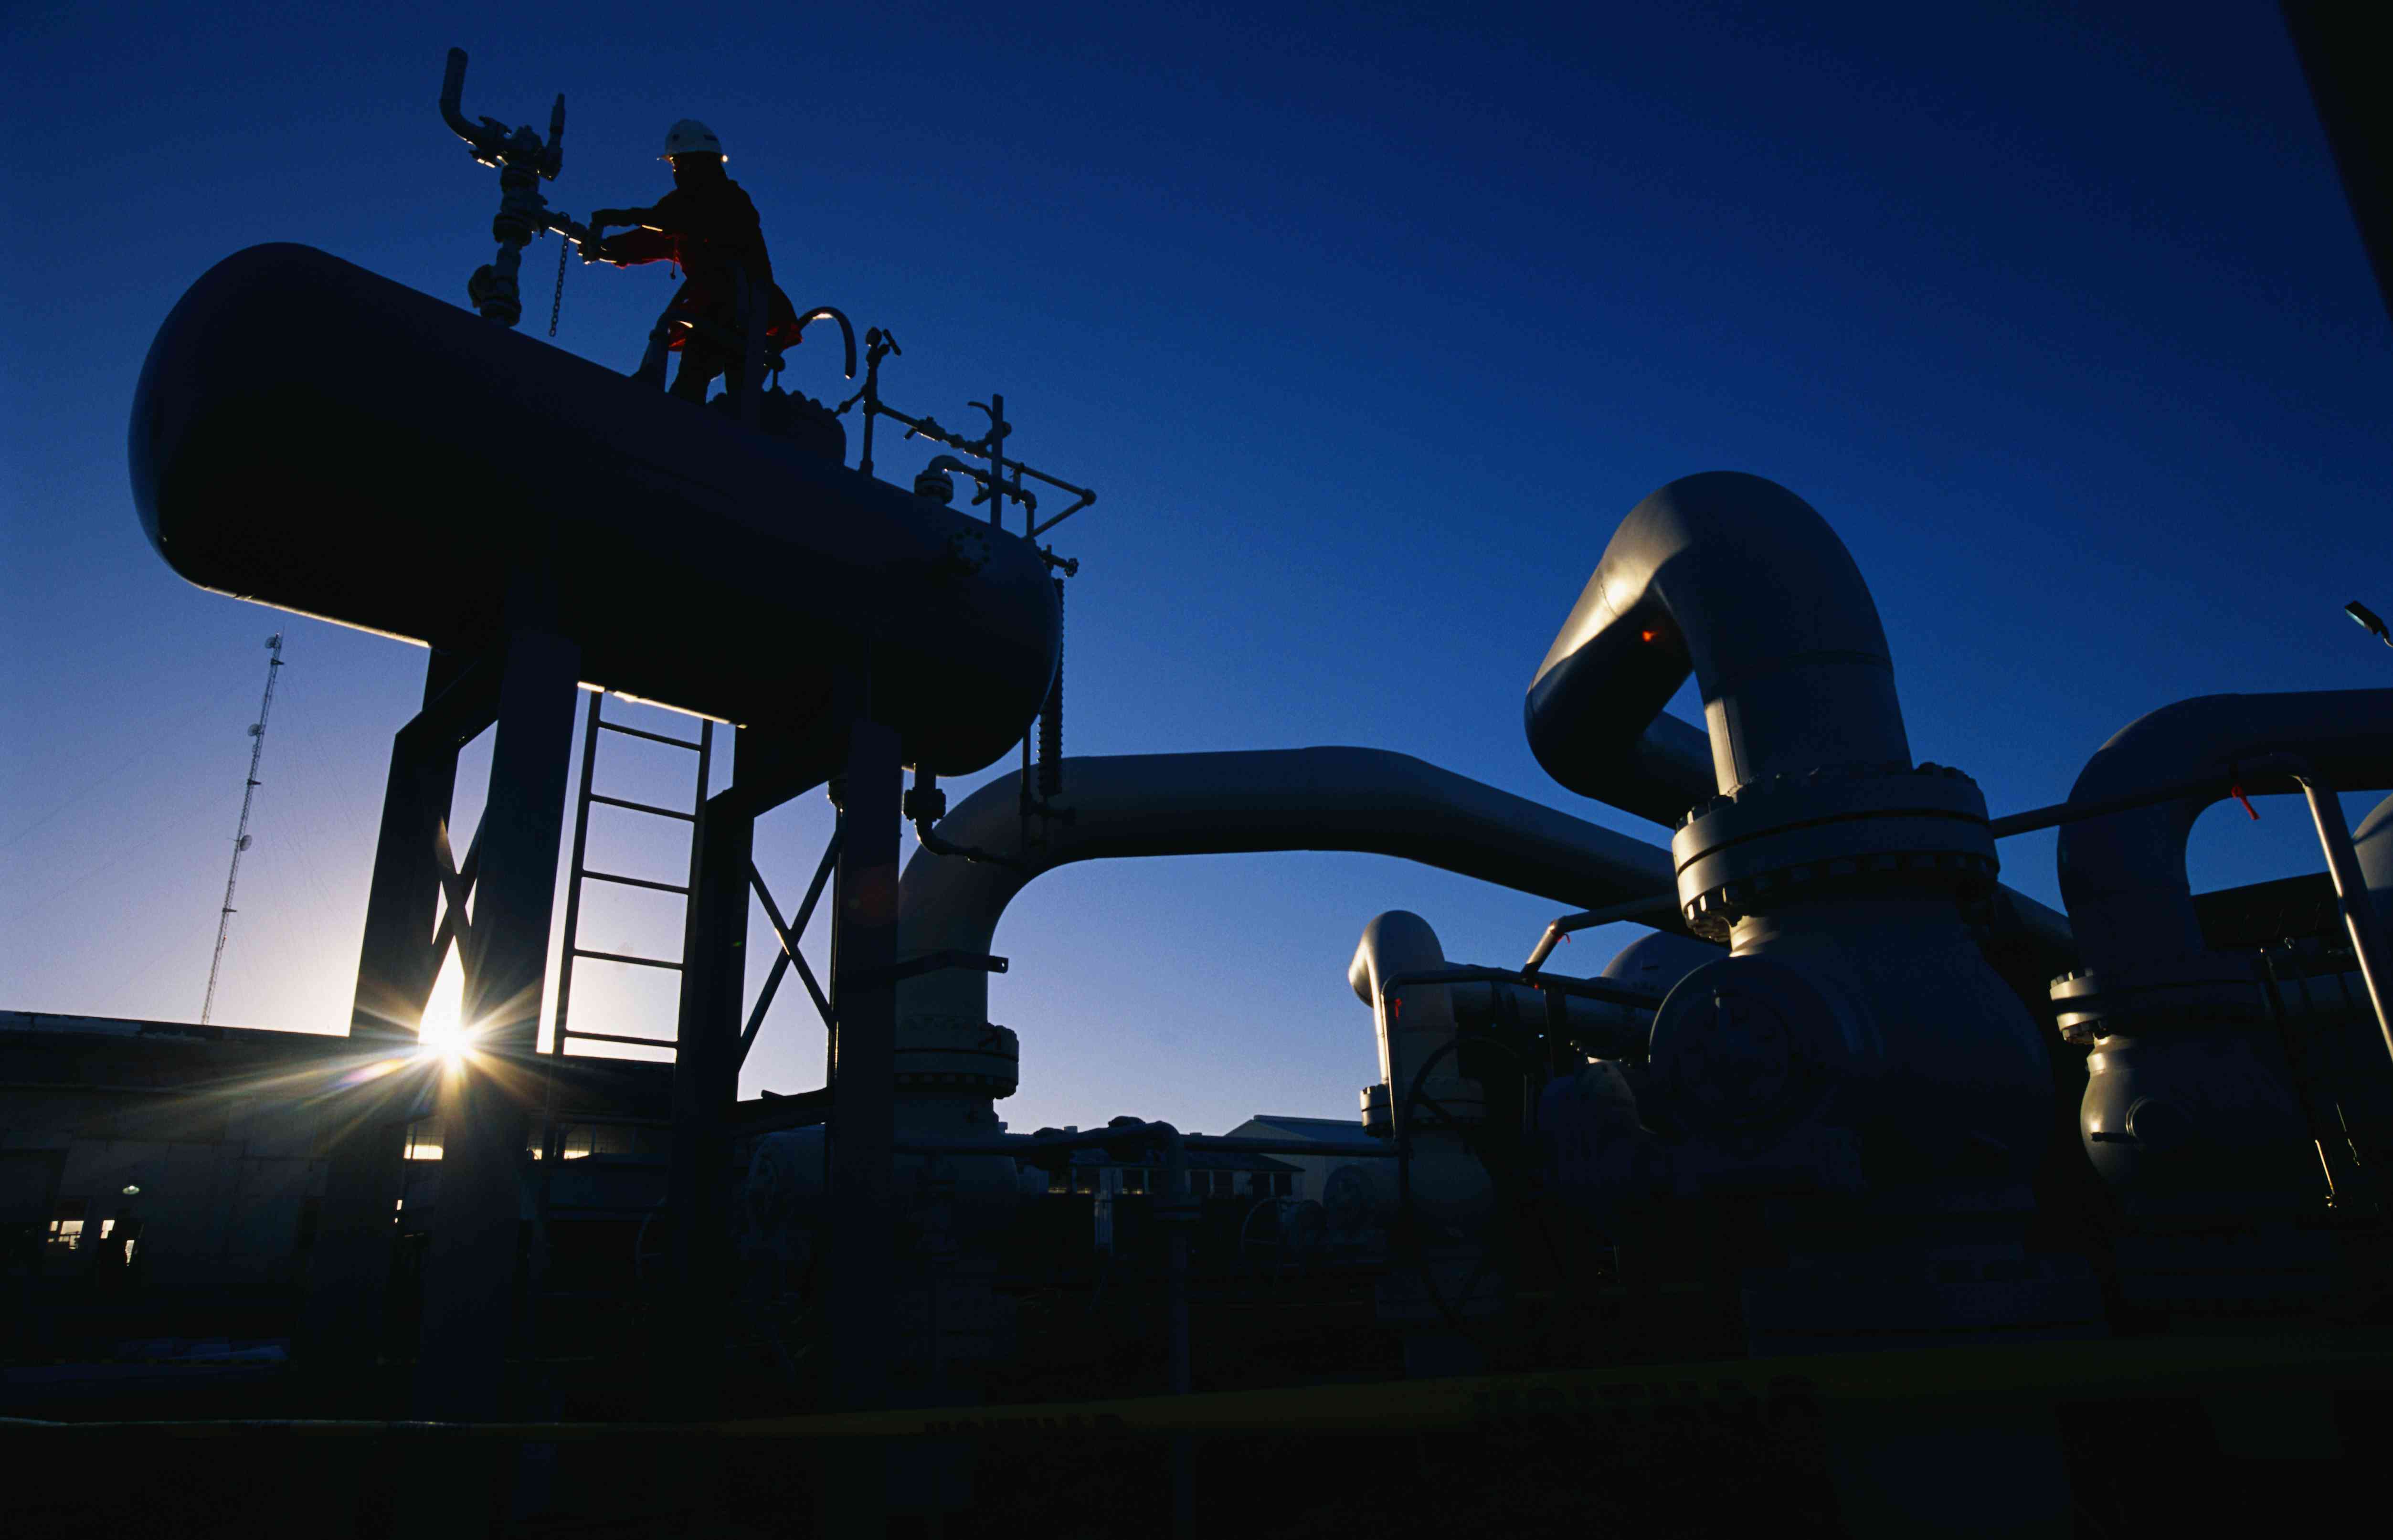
(2359, 794, 2393, 931)
(1349, 910, 1444, 1003)
(1526, 472, 1909, 802)
(2056, 690, 2393, 977)
(1350, 911, 1468, 1105)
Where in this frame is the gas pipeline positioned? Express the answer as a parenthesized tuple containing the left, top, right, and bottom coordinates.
(105, 42, 2393, 1540)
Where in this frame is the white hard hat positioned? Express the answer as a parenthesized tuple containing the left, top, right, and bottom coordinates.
(661, 119, 725, 159)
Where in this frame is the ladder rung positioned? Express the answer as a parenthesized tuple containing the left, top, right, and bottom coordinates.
(561, 1029, 680, 1049)
(589, 793, 698, 822)
(582, 868, 692, 896)
(571, 947, 684, 971)
(597, 719, 704, 751)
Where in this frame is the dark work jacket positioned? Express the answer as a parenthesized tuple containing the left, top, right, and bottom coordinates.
(609, 176, 801, 348)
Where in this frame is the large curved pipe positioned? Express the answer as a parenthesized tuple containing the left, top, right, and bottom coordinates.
(1345, 912, 1492, 1240)
(1347, 912, 1484, 1130)
(1581, 711, 1716, 828)
(1525, 471, 2072, 969)
(893, 747, 1680, 1049)
(2357, 793, 2393, 929)
(2055, 691, 2393, 974)
(1527, 472, 1910, 799)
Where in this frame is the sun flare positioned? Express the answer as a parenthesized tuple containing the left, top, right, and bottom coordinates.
(416, 945, 475, 1066)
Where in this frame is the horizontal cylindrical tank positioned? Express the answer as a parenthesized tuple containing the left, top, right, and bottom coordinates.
(130, 244, 1059, 773)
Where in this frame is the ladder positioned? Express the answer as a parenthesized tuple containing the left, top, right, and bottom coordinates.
(549, 691, 717, 1058)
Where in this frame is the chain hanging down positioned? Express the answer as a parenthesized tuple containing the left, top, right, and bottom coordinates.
(549, 231, 569, 337)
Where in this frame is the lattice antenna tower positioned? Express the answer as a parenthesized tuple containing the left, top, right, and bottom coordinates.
(201, 631, 286, 1025)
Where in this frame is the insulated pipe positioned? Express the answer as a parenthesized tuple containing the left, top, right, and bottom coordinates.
(1345, 913, 1493, 1243)
(2353, 793, 2393, 927)
(893, 747, 1682, 1061)
(1584, 710, 1716, 828)
(1526, 472, 1910, 798)
(1524, 471, 2073, 968)
(1348, 914, 1483, 1131)
(2054, 691, 2393, 977)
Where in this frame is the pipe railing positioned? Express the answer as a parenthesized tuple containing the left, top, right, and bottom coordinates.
(1522, 894, 1680, 974)
(2292, 768, 2393, 1060)
(1989, 754, 2308, 840)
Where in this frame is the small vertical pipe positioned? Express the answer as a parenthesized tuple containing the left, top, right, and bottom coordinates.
(858, 351, 879, 476)
(987, 392, 1005, 528)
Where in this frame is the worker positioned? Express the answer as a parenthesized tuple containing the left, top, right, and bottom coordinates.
(587, 120, 801, 403)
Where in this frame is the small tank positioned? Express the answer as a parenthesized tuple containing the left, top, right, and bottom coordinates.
(129, 244, 1059, 774)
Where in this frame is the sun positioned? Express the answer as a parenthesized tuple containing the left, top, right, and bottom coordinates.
(416, 944, 476, 1067)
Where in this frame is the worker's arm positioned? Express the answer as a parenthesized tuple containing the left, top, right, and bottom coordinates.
(596, 228, 677, 265)
(582, 200, 674, 264)
(647, 184, 760, 249)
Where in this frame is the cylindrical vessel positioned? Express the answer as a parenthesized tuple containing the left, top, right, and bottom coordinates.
(130, 244, 1059, 772)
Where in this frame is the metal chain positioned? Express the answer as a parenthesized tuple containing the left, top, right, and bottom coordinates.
(548, 232, 568, 337)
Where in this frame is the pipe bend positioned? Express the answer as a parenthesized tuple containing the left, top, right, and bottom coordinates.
(893, 746, 1682, 1049)
(2359, 794, 2393, 930)
(1347, 911, 1466, 1102)
(2056, 690, 2393, 974)
(1526, 471, 1909, 803)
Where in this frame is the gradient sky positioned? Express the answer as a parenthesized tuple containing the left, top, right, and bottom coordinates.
(4, 1, 2387, 1137)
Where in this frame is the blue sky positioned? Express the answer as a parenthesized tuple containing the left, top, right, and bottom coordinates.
(4, 1, 2387, 1136)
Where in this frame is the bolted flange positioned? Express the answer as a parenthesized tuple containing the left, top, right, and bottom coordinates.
(1360, 1082, 1393, 1139)
(2048, 955, 2264, 1045)
(892, 1016, 1020, 1097)
(1671, 763, 1998, 940)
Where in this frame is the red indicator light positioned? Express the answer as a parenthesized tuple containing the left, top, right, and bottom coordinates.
(1640, 629, 1658, 643)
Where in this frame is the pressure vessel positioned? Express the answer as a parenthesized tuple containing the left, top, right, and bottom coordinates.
(130, 243, 1059, 773)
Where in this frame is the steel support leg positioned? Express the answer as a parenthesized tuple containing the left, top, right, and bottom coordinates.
(666, 765, 756, 1413)
(352, 649, 485, 1042)
(302, 649, 487, 1385)
(663, 723, 826, 1386)
(413, 626, 581, 1419)
(820, 717, 902, 1531)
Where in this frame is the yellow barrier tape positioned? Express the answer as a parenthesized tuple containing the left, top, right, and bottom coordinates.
(6, 1330, 2388, 1440)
